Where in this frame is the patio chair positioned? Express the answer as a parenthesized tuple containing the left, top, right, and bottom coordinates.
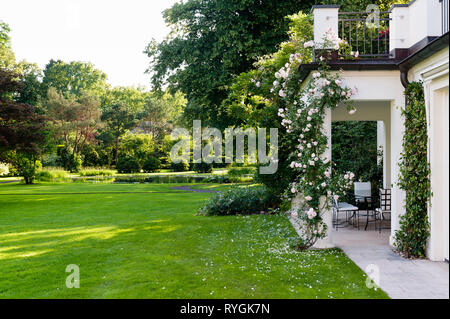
(375, 188, 391, 233)
(353, 182, 379, 231)
(332, 196, 359, 231)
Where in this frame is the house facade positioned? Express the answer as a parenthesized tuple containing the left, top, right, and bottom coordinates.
(303, 0, 448, 261)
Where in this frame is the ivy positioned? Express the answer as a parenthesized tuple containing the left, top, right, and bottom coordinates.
(394, 81, 431, 258)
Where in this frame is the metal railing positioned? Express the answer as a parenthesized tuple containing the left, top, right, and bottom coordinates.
(338, 11, 391, 58)
(441, 0, 449, 34)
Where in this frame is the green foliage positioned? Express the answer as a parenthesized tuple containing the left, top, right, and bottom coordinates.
(227, 167, 256, 177)
(395, 82, 431, 258)
(193, 162, 213, 174)
(78, 168, 115, 177)
(16, 156, 42, 184)
(57, 146, 82, 173)
(146, 0, 315, 128)
(142, 157, 161, 173)
(332, 121, 382, 195)
(198, 186, 272, 216)
(42, 60, 107, 98)
(35, 168, 70, 182)
(119, 134, 155, 167)
(171, 159, 190, 172)
(116, 155, 141, 173)
(101, 103, 138, 163)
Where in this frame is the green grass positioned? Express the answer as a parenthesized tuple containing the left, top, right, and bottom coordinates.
(0, 182, 388, 299)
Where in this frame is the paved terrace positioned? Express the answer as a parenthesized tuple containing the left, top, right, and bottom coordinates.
(332, 221, 449, 299)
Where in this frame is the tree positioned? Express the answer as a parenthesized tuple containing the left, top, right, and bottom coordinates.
(138, 91, 186, 140)
(0, 21, 15, 70)
(0, 69, 48, 183)
(101, 103, 138, 164)
(14, 61, 44, 106)
(42, 60, 108, 98)
(101, 86, 149, 113)
(145, 0, 316, 128)
(44, 88, 101, 168)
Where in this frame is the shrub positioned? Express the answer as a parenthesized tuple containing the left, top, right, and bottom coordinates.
(116, 156, 140, 173)
(193, 162, 213, 173)
(142, 157, 161, 173)
(227, 167, 256, 177)
(198, 186, 271, 216)
(16, 157, 42, 184)
(171, 160, 190, 172)
(78, 168, 116, 176)
(35, 168, 70, 182)
(0, 162, 9, 176)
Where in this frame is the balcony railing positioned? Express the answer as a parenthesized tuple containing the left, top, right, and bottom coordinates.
(441, 0, 449, 34)
(338, 11, 391, 58)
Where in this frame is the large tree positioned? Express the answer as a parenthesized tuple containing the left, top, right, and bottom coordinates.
(100, 103, 138, 164)
(44, 88, 101, 158)
(146, 0, 316, 129)
(0, 69, 47, 183)
(42, 60, 108, 98)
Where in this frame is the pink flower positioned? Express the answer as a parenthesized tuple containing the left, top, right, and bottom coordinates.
(291, 211, 298, 218)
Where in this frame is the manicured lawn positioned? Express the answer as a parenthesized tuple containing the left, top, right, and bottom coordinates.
(0, 182, 388, 298)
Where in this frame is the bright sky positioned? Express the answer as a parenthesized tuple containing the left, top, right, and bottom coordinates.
(0, 0, 179, 88)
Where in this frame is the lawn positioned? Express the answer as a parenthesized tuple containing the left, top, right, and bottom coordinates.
(0, 182, 388, 299)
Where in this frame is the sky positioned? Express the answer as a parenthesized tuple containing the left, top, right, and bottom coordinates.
(0, 0, 179, 88)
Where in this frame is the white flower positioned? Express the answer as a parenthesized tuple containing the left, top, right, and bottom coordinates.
(348, 108, 357, 115)
(273, 80, 279, 86)
(350, 172, 355, 179)
(307, 116, 312, 121)
(305, 196, 312, 201)
(304, 40, 315, 48)
(307, 143, 311, 148)
(313, 141, 318, 146)
(334, 195, 339, 200)
(291, 211, 298, 218)
(321, 182, 327, 187)
(312, 72, 321, 78)
(290, 161, 296, 168)
(344, 174, 349, 180)
(309, 160, 315, 166)
(256, 81, 261, 88)
(325, 171, 331, 178)
(291, 187, 297, 194)
(279, 90, 286, 98)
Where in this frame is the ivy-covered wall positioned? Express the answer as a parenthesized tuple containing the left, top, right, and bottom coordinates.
(394, 82, 431, 258)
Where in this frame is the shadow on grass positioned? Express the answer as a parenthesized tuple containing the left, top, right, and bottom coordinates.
(0, 220, 178, 261)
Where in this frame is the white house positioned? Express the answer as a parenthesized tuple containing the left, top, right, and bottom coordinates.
(302, 0, 448, 261)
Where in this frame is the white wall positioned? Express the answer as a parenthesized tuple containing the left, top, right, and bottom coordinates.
(410, 47, 449, 261)
(390, 0, 443, 52)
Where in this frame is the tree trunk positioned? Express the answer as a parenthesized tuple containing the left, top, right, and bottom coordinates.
(115, 136, 119, 164)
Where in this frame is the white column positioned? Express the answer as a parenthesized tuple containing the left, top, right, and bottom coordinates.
(314, 108, 334, 248)
(312, 5, 340, 48)
(389, 5, 409, 53)
(389, 96, 406, 246)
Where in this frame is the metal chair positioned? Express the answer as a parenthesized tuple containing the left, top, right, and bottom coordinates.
(353, 182, 379, 230)
(332, 196, 359, 231)
(375, 188, 391, 233)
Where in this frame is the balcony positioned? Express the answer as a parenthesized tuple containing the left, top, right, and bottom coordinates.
(312, 1, 448, 61)
(338, 10, 391, 58)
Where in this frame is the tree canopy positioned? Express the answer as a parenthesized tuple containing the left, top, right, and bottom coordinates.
(145, 0, 316, 128)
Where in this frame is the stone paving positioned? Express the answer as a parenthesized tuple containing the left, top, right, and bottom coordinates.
(331, 221, 449, 299)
